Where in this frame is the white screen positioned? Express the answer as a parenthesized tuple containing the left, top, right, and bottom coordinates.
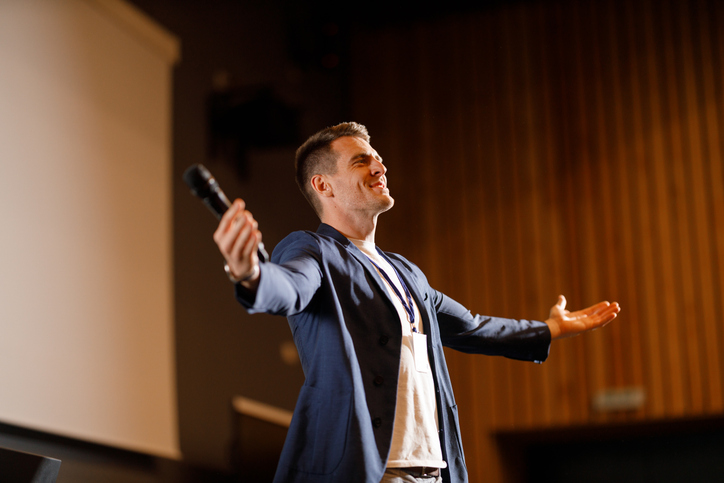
(0, 0, 180, 458)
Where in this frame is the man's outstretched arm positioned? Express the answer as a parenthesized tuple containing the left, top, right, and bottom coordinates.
(545, 295, 621, 340)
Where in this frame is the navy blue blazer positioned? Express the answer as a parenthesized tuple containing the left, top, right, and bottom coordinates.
(236, 224, 551, 483)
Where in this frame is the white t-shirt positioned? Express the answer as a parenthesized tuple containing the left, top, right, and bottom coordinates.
(351, 239, 446, 469)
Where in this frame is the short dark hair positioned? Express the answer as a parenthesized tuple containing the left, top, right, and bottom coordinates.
(294, 122, 370, 216)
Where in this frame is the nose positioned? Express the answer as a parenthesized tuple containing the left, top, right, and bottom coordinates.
(370, 158, 386, 176)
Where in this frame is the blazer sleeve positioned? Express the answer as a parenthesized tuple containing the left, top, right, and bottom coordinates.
(432, 289, 551, 363)
(235, 231, 323, 316)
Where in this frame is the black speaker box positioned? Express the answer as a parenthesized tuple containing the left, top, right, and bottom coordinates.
(0, 446, 61, 483)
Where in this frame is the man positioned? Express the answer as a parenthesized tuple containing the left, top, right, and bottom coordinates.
(214, 122, 620, 483)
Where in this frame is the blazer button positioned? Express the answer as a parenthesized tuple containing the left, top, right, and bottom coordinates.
(373, 375, 384, 386)
(372, 417, 382, 428)
(378, 335, 389, 346)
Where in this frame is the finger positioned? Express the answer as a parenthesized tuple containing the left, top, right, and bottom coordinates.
(549, 295, 566, 315)
(241, 228, 261, 264)
(214, 199, 245, 242)
(571, 301, 610, 317)
(599, 306, 620, 322)
(593, 312, 618, 330)
(232, 226, 260, 279)
(219, 211, 247, 254)
(222, 199, 245, 230)
(217, 212, 253, 265)
(586, 307, 619, 329)
(548, 297, 563, 322)
(558, 295, 566, 310)
(230, 213, 256, 260)
(593, 303, 620, 320)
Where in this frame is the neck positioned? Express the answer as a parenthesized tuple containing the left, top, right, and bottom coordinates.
(321, 210, 378, 243)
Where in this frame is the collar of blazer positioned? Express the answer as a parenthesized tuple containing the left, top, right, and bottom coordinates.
(316, 222, 352, 246)
(315, 223, 432, 338)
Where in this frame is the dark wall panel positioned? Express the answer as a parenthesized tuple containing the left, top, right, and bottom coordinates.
(349, 0, 724, 480)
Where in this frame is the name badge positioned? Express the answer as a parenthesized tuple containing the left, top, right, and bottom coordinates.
(412, 332, 429, 373)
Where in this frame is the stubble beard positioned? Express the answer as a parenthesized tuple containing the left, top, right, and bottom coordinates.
(374, 193, 394, 216)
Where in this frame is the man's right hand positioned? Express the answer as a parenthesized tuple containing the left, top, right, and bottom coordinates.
(213, 199, 262, 290)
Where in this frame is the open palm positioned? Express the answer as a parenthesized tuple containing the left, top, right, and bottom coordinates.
(546, 295, 620, 340)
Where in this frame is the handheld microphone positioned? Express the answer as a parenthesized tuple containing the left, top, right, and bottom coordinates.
(183, 163, 269, 262)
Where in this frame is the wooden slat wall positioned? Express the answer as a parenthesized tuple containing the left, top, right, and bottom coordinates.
(350, 0, 724, 480)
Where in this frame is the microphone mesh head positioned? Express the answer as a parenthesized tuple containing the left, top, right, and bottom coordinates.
(183, 164, 215, 198)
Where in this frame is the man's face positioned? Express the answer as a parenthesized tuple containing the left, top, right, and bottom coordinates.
(325, 135, 394, 217)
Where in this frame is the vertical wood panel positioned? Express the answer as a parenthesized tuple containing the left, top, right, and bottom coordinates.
(349, 0, 724, 480)
(699, 0, 724, 414)
(570, 0, 609, 421)
(639, 0, 676, 418)
(661, 0, 698, 415)
(500, 5, 537, 429)
(556, 1, 592, 424)
(534, 0, 573, 427)
(602, 0, 658, 418)
(589, 0, 629, 399)
(623, 0, 664, 419)
(516, 3, 552, 428)
(680, 0, 723, 411)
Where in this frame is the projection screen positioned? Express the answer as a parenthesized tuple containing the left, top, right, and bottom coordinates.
(0, 0, 180, 458)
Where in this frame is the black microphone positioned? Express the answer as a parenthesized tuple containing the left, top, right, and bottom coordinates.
(183, 163, 269, 262)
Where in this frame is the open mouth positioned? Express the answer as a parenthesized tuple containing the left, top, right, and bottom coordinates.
(370, 178, 387, 190)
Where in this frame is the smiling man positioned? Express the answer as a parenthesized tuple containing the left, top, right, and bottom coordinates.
(304, 133, 393, 241)
(214, 122, 620, 483)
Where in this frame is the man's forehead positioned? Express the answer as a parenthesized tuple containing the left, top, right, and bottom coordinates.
(331, 136, 376, 159)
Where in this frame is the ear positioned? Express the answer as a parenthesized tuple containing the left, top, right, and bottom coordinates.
(311, 174, 333, 198)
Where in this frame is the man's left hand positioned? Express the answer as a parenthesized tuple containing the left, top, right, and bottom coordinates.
(545, 295, 621, 340)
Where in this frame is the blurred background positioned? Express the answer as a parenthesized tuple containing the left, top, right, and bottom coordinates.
(1, 0, 723, 481)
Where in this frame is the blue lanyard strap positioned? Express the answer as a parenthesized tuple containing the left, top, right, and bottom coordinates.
(366, 256, 417, 331)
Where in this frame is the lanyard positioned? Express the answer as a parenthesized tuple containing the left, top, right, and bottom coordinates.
(367, 256, 417, 332)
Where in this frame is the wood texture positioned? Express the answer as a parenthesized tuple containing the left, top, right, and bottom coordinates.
(350, 0, 724, 480)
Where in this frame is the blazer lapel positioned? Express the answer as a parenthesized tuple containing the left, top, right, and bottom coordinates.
(316, 224, 397, 309)
(382, 253, 432, 336)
